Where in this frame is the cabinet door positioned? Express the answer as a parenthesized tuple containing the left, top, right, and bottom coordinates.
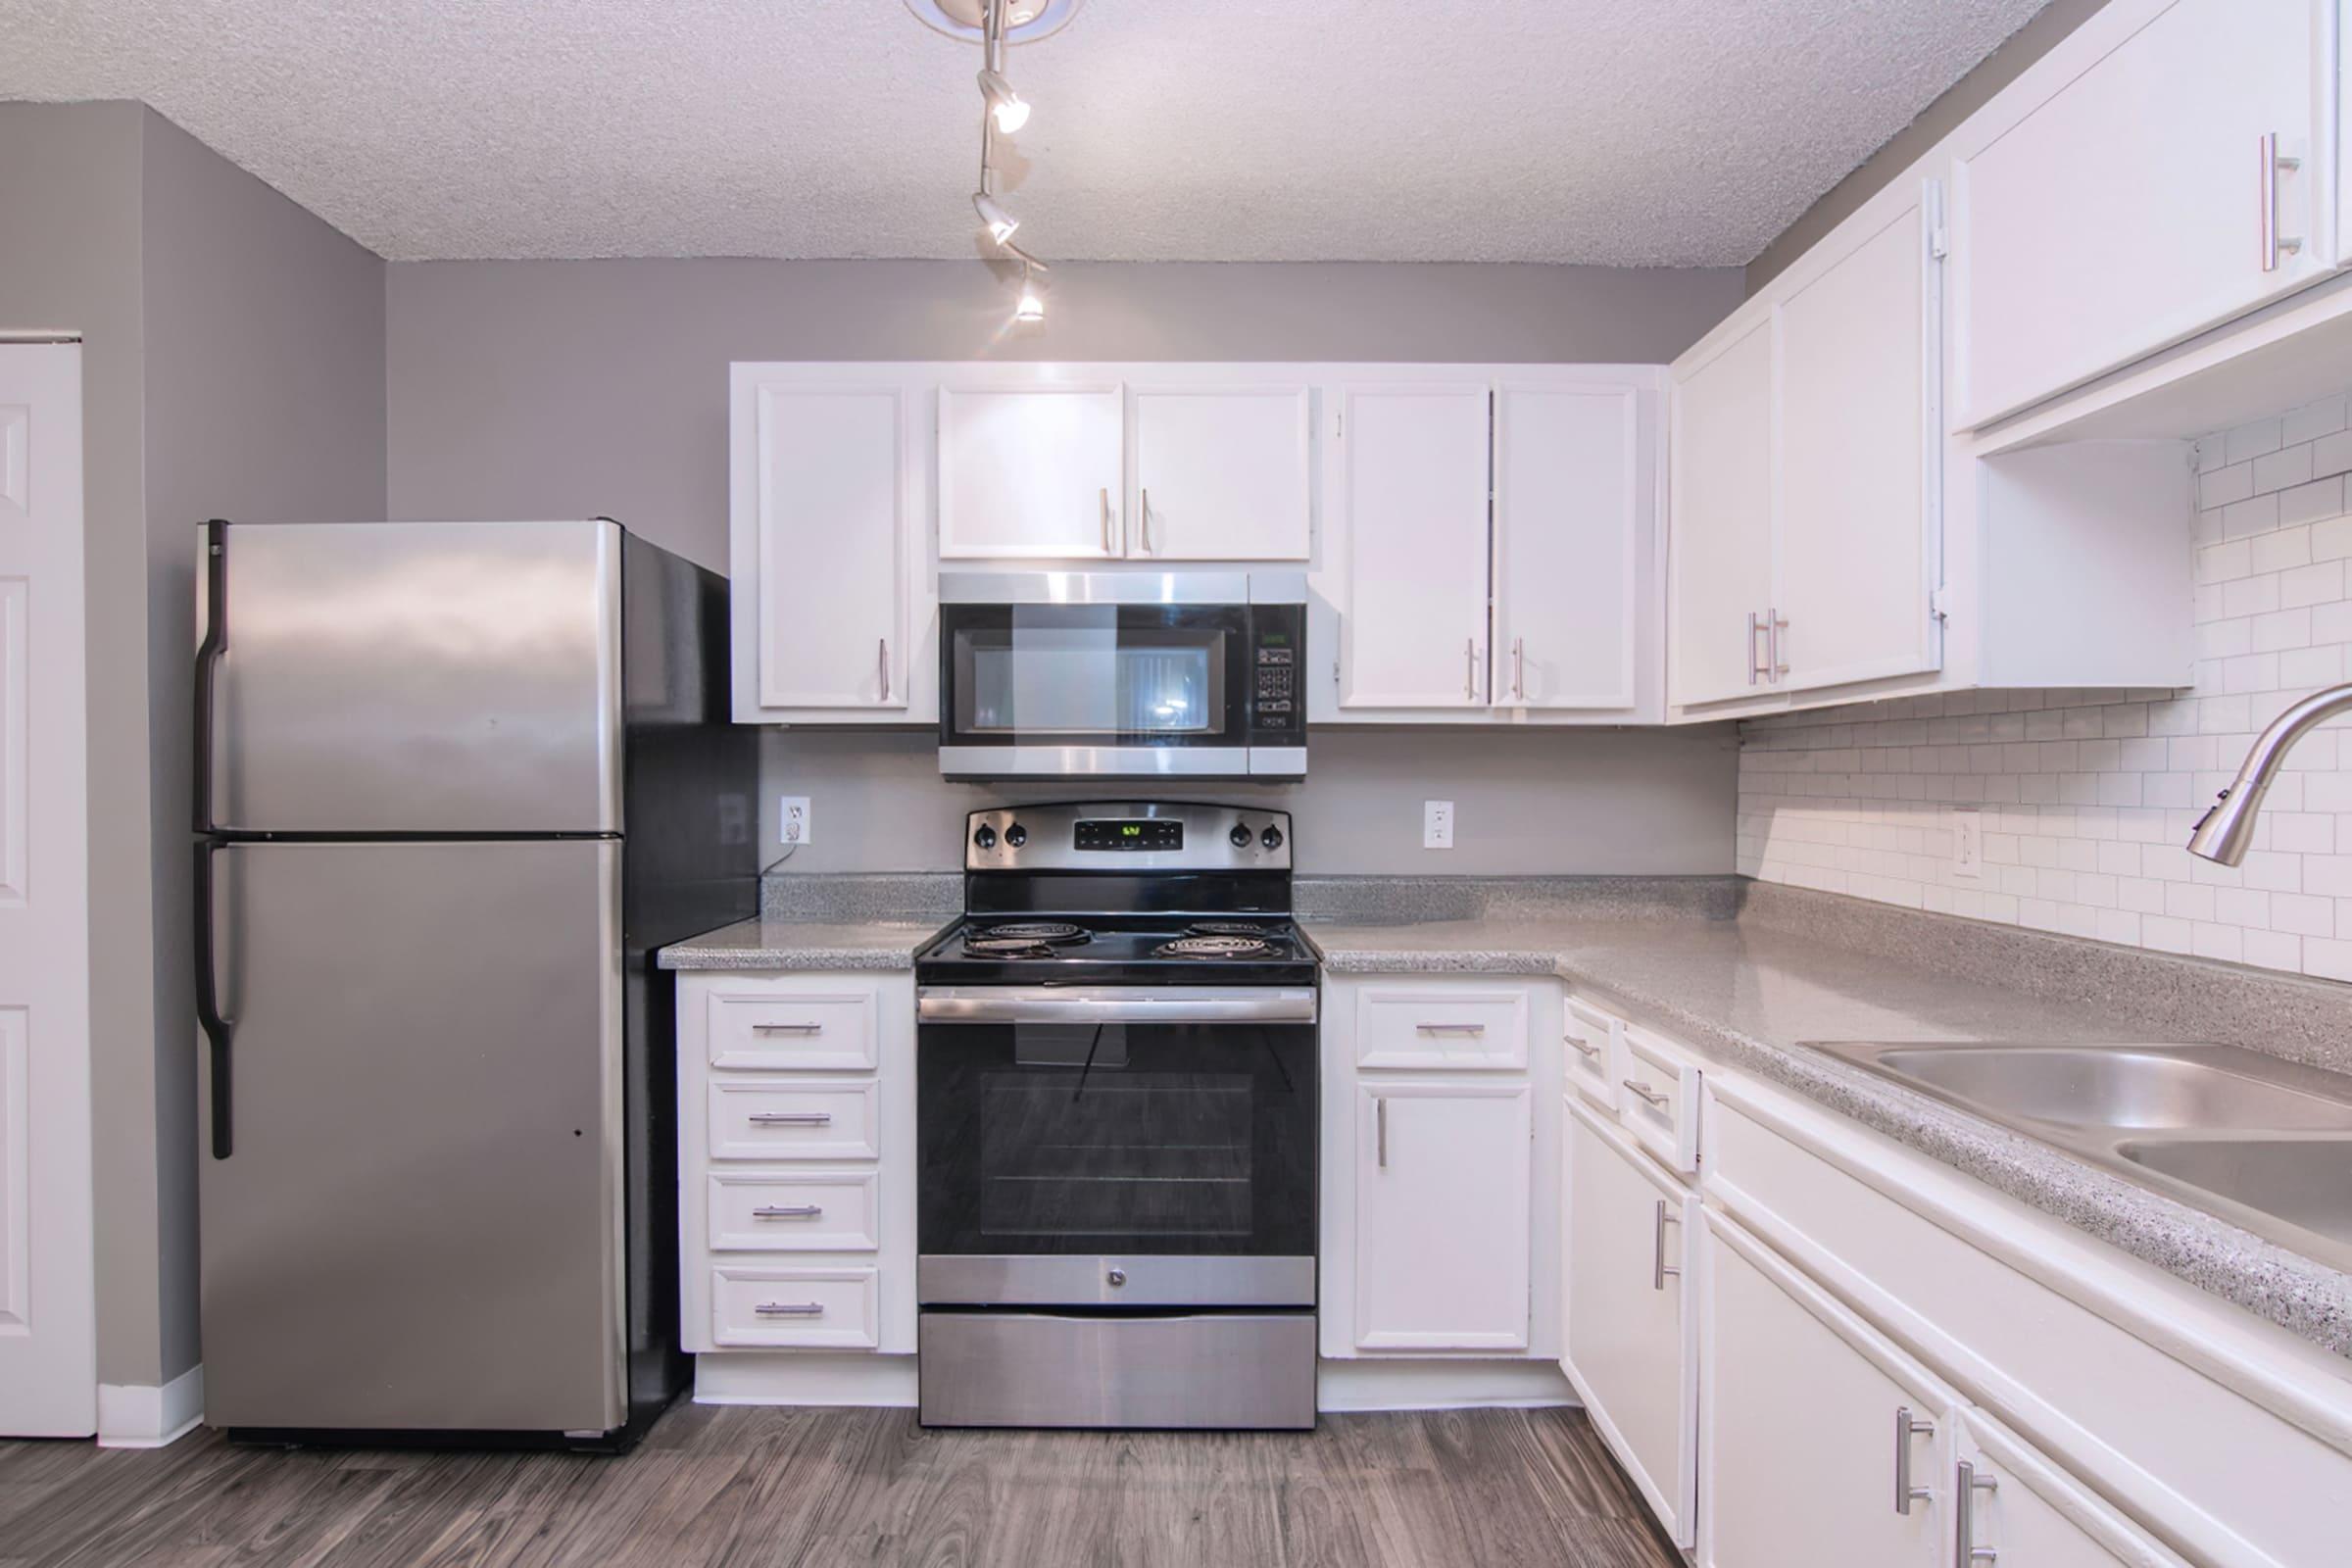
(1562, 1102, 1696, 1548)
(1776, 181, 1941, 694)
(1698, 1211, 1952, 1568)
(938, 383, 1124, 559)
(1493, 384, 1642, 710)
(746, 382, 911, 710)
(1954, 1410, 2187, 1568)
(1130, 385, 1311, 561)
(1667, 319, 1774, 709)
(1337, 384, 1493, 709)
(1952, 0, 2327, 427)
(1354, 1080, 1531, 1350)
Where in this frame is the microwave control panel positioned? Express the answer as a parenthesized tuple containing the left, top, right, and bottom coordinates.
(1250, 607, 1304, 734)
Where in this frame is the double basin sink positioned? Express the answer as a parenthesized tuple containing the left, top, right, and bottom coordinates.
(1807, 1041, 2352, 1271)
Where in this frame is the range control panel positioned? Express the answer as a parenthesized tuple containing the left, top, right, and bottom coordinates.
(965, 802, 1293, 872)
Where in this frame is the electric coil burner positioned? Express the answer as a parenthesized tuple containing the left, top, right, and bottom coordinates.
(913, 801, 1317, 1431)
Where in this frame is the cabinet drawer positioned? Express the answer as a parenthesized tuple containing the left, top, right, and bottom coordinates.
(1354, 984, 1531, 1070)
(707, 1169, 880, 1252)
(1617, 1023, 1700, 1173)
(708, 987, 879, 1071)
(1563, 997, 1621, 1111)
(710, 1265, 879, 1348)
(709, 1078, 880, 1161)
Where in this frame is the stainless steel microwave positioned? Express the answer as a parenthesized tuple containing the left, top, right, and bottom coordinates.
(937, 571, 1306, 780)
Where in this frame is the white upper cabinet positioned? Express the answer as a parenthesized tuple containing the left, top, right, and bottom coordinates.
(1129, 385, 1312, 561)
(1492, 384, 1643, 711)
(1775, 178, 1941, 694)
(1668, 319, 1775, 709)
(1951, 0, 2333, 428)
(730, 370, 927, 722)
(938, 382, 1124, 559)
(1336, 383, 1494, 709)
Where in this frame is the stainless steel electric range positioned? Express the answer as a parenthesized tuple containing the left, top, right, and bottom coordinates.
(912, 801, 1317, 1431)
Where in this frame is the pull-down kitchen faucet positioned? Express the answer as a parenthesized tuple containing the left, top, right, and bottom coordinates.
(2187, 682, 2352, 865)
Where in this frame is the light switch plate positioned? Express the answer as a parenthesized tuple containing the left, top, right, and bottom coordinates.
(1424, 800, 1454, 850)
(780, 796, 812, 846)
(1951, 807, 1982, 880)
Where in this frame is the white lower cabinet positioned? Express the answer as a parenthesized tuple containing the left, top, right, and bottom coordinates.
(1561, 1099, 1696, 1547)
(1698, 1207, 1955, 1568)
(1352, 1080, 1533, 1350)
(1955, 1410, 2183, 1568)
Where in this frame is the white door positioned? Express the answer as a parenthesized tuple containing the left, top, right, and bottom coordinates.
(746, 381, 911, 710)
(938, 383, 1124, 559)
(1667, 319, 1774, 709)
(1492, 384, 1642, 711)
(1129, 385, 1311, 561)
(1353, 1080, 1531, 1350)
(1562, 1102, 1696, 1547)
(0, 343, 95, 1437)
(1776, 180, 1941, 694)
(1698, 1211, 1952, 1568)
(1953, 1410, 2187, 1568)
(1336, 384, 1492, 709)
(1951, 0, 2328, 426)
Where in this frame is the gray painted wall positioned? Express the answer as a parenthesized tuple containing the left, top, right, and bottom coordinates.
(758, 726, 1740, 877)
(138, 110, 386, 1380)
(385, 258, 1744, 571)
(1745, 0, 2108, 292)
(0, 103, 384, 1391)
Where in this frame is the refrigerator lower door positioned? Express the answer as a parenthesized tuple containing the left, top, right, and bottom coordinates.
(200, 519, 623, 835)
(198, 839, 626, 1435)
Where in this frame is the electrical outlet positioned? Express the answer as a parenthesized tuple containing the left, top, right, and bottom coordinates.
(1423, 800, 1455, 850)
(780, 796, 811, 846)
(1951, 807, 1982, 880)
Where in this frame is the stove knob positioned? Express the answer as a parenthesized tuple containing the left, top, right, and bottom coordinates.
(1105, 1268, 1127, 1289)
(1228, 823, 1252, 849)
(1260, 825, 1285, 850)
(973, 823, 998, 850)
(1004, 822, 1028, 849)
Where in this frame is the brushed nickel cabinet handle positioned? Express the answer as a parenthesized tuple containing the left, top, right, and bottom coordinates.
(1748, 612, 1768, 686)
(1567, 1035, 1601, 1058)
(1415, 1022, 1487, 1037)
(1464, 638, 1479, 701)
(1376, 1098, 1388, 1169)
(1652, 1200, 1682, 1291)
(1511, 636, 1526, 700)
(754, 1301, 825, 1317)
(753, 1022, 823, 1035)
(1956, 1459, 1999, 1562)
(1622, 1078, 1669, 1108)
(1771, 608, 1788, 679)
(2262, 131, 2304, 271)
(1895, 1406, 1936, 1515)
(878, 637, 892, 703)
(1141, 487, 1153, 554)
(1101, 487, 1114, 553)
(753, 1204, 824, 1220)
(749, 1111, 833, 1126)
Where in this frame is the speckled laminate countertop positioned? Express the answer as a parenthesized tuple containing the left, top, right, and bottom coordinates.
(1306, 912, 2352, 1360)
(657, 916, 949, 971)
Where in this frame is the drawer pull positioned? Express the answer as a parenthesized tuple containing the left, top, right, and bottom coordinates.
(1622, 1078, 1669, 1108)
(1894, 1406, 1936, 1515)
(1415, 1022, 1488, 1037)
(1567, 1035, 1601, 1058)
(753, 1204, 824, 1220)
(754, 1301, 825, 1317)
(1956, 1459, 2000, 1562)
(753, 1022, 824, 1035)
(1652, 1200, 1682, 1291)
(748, 1111, 834, 1126)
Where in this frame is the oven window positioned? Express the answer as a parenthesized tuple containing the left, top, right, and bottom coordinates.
(962, 628, 1222, 736)
(918, 1019, 1316, 1258)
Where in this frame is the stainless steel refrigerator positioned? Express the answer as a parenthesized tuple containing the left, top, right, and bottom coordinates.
(193, 518, 757, 1448)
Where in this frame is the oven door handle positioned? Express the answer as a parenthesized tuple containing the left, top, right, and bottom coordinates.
(917, 987, 1319, 1025)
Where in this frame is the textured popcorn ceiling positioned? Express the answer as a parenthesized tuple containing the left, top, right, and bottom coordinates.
(0, 0, 2049, 264)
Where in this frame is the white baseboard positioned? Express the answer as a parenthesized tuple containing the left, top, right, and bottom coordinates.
(97, 1364, 204, 1448)
(1315, 1356, 1576, 1413)
(693, 1351, 919, 1407)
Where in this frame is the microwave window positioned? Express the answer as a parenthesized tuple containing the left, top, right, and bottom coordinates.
(958, 626, 1227, 736)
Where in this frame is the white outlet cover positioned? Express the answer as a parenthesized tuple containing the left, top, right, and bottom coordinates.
(780, 795, 812, 845)
(1951, 808, 1982, 880)
(1423, 800, 1455, 851)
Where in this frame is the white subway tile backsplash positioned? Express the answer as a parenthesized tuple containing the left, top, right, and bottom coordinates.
(1738, 390, 2352, 984)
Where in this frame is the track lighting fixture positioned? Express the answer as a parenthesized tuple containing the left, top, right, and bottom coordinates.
(977, 68, 1031, 133)
(1014, 267, 1046, 323)
(924, 0, 1058, 325)
(972, 192, 1019, 245)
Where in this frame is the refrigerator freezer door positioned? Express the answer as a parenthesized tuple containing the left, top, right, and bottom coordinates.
(201, 520, 623, 834)
(197, 839, 626, 1435)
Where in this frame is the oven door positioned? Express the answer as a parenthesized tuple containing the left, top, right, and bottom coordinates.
(938, 589, 1252, 779)
(915, 987, 1317, 1307)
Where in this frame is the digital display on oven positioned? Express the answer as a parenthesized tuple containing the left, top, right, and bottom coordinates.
(1074, 819, 1184, 852)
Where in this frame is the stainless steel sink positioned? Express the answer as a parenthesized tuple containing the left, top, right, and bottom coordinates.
(1808, 1040, 2352, 1270)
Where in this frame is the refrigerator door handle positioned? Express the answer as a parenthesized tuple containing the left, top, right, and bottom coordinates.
(193, 517, 228, 833)
(195, 841, 232, 1158)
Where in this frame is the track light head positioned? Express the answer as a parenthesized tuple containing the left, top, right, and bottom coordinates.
(977, 68, 1031, 132)
(1013, 269, 1045, 323)
(972, 191, 1020, 245)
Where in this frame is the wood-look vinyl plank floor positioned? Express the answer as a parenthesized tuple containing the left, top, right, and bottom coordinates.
(0, 1404, 1681, 1568)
